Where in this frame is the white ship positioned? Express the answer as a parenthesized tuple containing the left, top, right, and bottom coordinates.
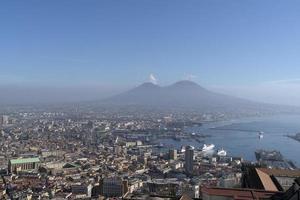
(202, 144, 215, 151)
(258, 131, 264, 139)
(158, 142, 164, 148)
(217, 148, 227, 156)
(181, 145, 186, 153)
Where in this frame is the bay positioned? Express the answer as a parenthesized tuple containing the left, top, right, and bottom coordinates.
(159, 114, 300, 167)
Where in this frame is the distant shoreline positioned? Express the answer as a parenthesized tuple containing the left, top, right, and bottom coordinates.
(286, 134, 300, 143)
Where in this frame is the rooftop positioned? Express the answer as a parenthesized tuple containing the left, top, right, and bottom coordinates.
(257, 168, 300, 178)
(255, 168, 279, 191)
(10, 157, 40, 165)
(201, 186, 279, 200)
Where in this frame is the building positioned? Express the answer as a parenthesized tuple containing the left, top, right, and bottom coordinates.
(201, 186, 278, 200)
(181, 184, 200, 199)
(100, 177, 128, 197)
(272, 177, 300, 200)
(185, 146, 194, 174)
(256, 168, 300, 191)
(202, 177, 300, 200)
(71, 183, 93, 198)
(218, 173, 242, 188)
(242, 167, 300, 192)
(41, 149, 65, 158)
(128, 179, 144, 193)
(8, 157, 40, 173)
(169, 149, 177, 160)
(114, 145, 123, 155)
(1, 115, 9, 125)
(147, 179, 181, 196)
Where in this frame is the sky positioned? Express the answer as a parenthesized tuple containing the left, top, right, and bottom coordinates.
(1, 0, 300, 105)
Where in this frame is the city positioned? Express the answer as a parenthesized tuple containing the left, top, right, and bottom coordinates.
(1, 0, 300, 199)
(0, 107, 299, 199)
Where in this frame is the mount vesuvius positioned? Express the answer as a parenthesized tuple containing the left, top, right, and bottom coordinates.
(101, 80, 289, 113)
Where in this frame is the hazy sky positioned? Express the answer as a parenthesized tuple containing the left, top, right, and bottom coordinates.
(1, 0, 300, 105)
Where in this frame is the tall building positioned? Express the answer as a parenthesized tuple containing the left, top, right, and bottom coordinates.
(114, 145, 123, 155)
(169, 149, 177, 160)
(1, 115, 9, 125)
(185, 146, 194, 174)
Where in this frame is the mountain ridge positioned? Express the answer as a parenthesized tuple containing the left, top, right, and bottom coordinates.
(96, 80, 300, 114)
(102, 80, 262, 110)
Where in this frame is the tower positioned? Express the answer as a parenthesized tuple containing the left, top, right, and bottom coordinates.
(185, 146, 194, 174)
(169, 149, 177, 160)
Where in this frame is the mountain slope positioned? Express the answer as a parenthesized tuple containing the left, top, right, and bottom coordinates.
(102, 80, 272, 112)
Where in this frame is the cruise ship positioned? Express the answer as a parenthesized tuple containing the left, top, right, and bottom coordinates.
(202, 144, 215, 151)
(217, 148, 227, 156)
(181, 145, 186, 153)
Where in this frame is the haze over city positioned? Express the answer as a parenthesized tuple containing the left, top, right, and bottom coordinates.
(1, 0, 300, 105)
(1, 1, 300, 200)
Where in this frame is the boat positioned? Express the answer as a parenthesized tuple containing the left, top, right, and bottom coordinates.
(158, 143, 164, 148)
(181, 145, 186, 153)
(217, 148, 227, 156)
(202, 144, 215, 151)
(258, 131, 264, 139)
